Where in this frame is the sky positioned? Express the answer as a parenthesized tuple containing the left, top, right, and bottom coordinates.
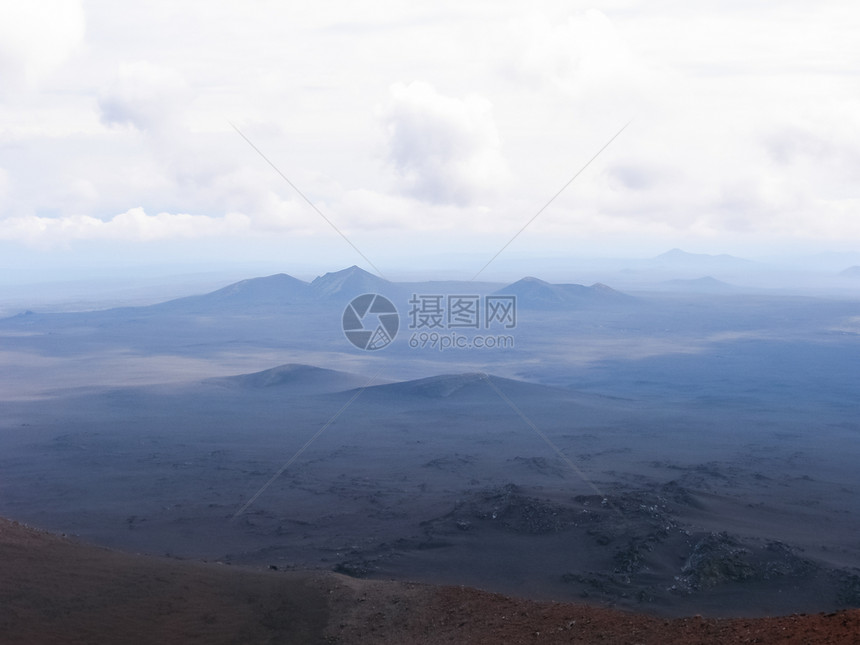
(1, 0, 860, 284)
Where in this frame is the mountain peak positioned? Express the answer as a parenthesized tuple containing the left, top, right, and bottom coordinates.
(516, 276, 551, 286)
(311, 265, 378, 283)
(215, 273, 309, 296)
(656, 248, 707, 260)
(310, 266, 390, 298)
(151, 272, 311, 312)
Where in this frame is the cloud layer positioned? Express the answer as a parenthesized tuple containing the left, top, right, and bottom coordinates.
(1, 1, 859, 264)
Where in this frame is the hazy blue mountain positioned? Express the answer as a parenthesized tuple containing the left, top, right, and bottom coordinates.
(839, 265, 860, 277)
(309, 265, 393, 299)
(0, 269, 629, 322)
(207, 363, 368, 394)
(150, 272, 312, 313)
(493, 277, 632, 309)
(651, 248, 755, 270)
(138, 266, 393, 315)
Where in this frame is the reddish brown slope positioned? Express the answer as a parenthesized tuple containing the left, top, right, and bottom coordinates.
(2, 518, 859, 644)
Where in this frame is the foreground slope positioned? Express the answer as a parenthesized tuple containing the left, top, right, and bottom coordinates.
(0, 517, 327, 644)
(1, 518, 858, 645)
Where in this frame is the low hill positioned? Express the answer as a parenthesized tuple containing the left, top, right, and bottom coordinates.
(206, 363, 369, 393)
(493, 277, 632, 309)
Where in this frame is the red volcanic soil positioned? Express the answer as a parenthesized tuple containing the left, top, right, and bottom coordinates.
(1, 517, 858, 644)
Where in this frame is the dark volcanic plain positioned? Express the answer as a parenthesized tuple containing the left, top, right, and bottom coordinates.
(1, 266, 860, 623)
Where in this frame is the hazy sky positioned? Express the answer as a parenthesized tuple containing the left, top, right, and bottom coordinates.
(1, 1, 859, 280)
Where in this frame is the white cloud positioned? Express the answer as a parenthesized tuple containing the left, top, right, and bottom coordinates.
(381, 81, 508, 206)
(98, 61, 191, 133)
(0, 0, 85, 93)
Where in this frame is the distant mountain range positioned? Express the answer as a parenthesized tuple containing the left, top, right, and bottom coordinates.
(89, 266, 634, 317)
(150, 266, 392, 314)
(839, 266, 860, 278)
(651, 249, 755, 269)
(609, 249, 758, 284)
(5, 253, 784, 321)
